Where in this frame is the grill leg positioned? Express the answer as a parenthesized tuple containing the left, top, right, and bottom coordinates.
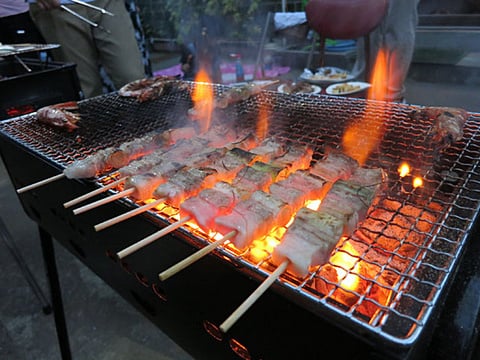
(39, 226, 72, 360)
(0, 217, 51, 314)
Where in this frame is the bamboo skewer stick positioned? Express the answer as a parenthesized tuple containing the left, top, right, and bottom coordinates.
(16, 173, 65, 194)
(63, 177, 126, 208)
(72, 188, 134, 215)
(158, 230, 237, 281)
(116, 216, 192, 259)
(94, 197, 166, 231)
(219, 259, 289, 333)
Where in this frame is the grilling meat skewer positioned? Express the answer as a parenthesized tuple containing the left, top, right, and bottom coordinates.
(118, 75, 188, 102)
(63, 126, 255, 207)
(220, 165, 385, 334)
(65, 137, 211, 209)
(157, 151, 358, 281)
(81, 137, 284, 218)
(70, 128, 261, 214)
(411, 106, 468, 158)
(17, 126, 196, 194)
(116, 145, 312, 259)
(271, 166, 386, 278)
(188, 81, 278, 119)
(73, 145, 230, 215)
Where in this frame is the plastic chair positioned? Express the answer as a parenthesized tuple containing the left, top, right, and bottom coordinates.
(305, 0, 388, 79)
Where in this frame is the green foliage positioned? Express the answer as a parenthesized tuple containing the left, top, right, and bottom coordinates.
(165, 0, 262, 42)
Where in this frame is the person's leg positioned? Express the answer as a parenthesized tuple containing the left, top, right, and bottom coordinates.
(93, 0, 145, 90)
(29, 3, 104, 97)
(352, 0, 419, 102)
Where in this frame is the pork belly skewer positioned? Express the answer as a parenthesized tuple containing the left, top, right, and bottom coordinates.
(92, 138, 287, 227)
(158, 151, 358, 281)
(17, 127, 197, 194)
(96, 148, 262, 230)
(72, 144, 229, 215)
(63, 126, 256, 208)
(117, 162, 286, 259)
(271, 166, 386, 278)
(116, 146, 313, 259)
(70, 126, 265, 213)
(220, 165, 385, 333)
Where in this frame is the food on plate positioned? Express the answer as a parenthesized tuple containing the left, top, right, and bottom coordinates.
(271, 166, 385, 278)
(330, 83, 361, 94)
(281, 81, 317, 94)
(310, 72, 348, 81)
(36, 101, 81, 132)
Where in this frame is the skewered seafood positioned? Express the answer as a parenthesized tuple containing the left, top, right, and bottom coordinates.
(271, 166, 385, 278)
(36, 101, 80, 132)
(118, 75, 188, 102)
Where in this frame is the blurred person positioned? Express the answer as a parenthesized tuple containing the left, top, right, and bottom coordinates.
(0, 0, 45, 45)
(351, 0, 420, 103)
(124, 0, 152, 77)
(179, 42, 196, 80)
(29, 0, 146, 98)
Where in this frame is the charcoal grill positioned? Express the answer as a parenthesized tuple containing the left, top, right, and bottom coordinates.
(1, 82, 480, 359)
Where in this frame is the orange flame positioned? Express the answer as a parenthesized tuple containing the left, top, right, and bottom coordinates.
(342, 48, 399, 165)
(191, 68, 214, 133)
(413, 176, 423, 188)
(256, 103, 270, 141)
(398, 162, 410, 178)
(330, 241, 361, 291)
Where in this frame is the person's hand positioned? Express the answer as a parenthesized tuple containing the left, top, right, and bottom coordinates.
(36, 0, 61, 10)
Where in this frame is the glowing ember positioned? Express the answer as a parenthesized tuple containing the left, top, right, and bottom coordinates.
(250, 236, 280, 262)
(398, 162, 410, 178)
(330, 241, 361, 291)
(413, 176, 424, 188)
(191, 68, 214, 133)
(306, 199, 321, 211)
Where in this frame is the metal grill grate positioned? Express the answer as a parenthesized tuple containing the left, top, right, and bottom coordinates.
(2, 82, 480, 348)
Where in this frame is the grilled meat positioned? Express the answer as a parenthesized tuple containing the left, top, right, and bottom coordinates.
(63, 127, 195, 179)
(272, 166, 385, 278)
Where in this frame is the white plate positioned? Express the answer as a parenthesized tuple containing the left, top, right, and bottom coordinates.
(326, 81, 371, 95)
(300, 67, 354, 85)
(278, 83, 321, 95)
